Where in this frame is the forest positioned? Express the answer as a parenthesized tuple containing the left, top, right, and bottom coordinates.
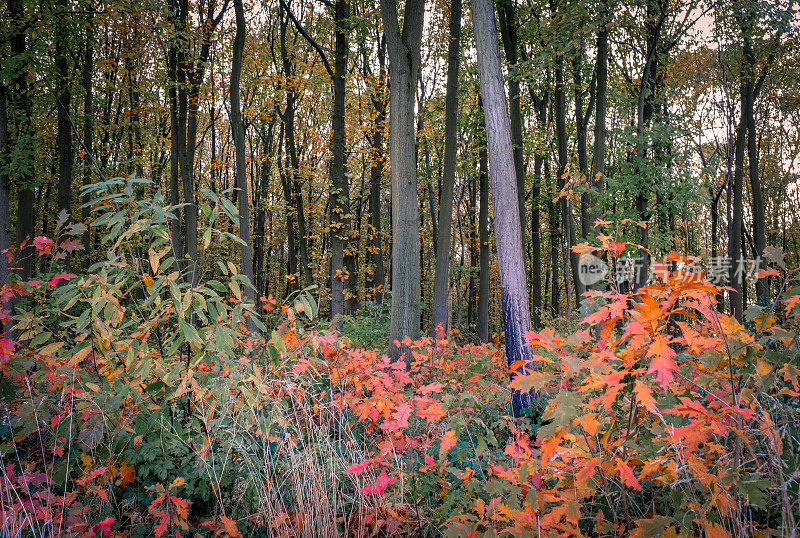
(1, 0, 800, 534)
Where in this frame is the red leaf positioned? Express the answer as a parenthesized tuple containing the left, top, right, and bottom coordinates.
(785, 294, 800, 314)
(76, 466, 108, 486)
(49, 272, 77, 286)
(380, 402, 412, 431)
(154, 514, 169, 537)
(616, 458, 642, 491)
(33, 236, 54, 255)
(416, 382, 444, 395)
(170, 496, 191, 520)
(634, 381, 657, 413)
(90, 517, 115, 537)
(360, 469, 397, 495)
(345, 460, 372, 475)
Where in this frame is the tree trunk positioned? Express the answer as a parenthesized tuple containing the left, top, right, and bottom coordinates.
(431, 0, 461, 337)
(497, 0, 526, 248)
(81, 14, 94, 261)
(231, 0, 258, 334)
(548, 160, 559, 317)
(255, 120, 275, 298)
(366, 36, 387, 304)
(55, 0, 73, 220)
(467, 163, 477, 327)
(477, 144, 490, 344)
(730, 108, 748, 319)
(0, 86, 12, 308)
(381, 0, 425, 358)
(472, 0, 533, 416)
(8, 0, 35, 279)
(280, 10, 313, 291)
(330, 0, 350, 327)
(742, 28, 767, 302)
(529, 88, 547, 328)
(167, 0, 185, 268)
(572, 50, 593, 238)
(555, 57, 584, 304)
(589, 0, 608, 232)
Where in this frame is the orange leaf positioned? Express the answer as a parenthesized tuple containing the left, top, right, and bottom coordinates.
(755, 267, 780, 279)
(440, 430, 457, 457)
(115, 462, 135, 487)
(416, 400, 446, 422)
(785, 294, 800, 314)
(634, 381, 657, 413)
(221, 515, 243, 538)
(647, 335, 678, 389)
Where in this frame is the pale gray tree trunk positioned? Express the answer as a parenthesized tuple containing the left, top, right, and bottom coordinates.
(471, 0, 533, 415)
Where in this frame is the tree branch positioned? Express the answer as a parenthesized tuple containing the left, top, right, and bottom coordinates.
(279, 0, 334, 78)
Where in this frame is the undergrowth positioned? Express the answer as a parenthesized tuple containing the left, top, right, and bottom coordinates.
(1, 178, 799, 537)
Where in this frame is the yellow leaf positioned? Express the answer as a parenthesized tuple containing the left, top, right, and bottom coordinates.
(39, 341, 64, 356)
(756, 358, 773, 377)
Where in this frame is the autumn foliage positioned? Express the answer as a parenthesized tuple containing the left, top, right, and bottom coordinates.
(1, 187, 800, 536)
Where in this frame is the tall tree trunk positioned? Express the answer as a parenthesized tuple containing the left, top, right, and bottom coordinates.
(472, 0, 533, 416)
(167, 0, 185, 267)
(279, 9, 313, 290)
(589, 0, 608, 232)
(531, 148, 543, 328)
(231, 0, 258, 333)
(0, 86, 12, 309)
(330, 0, 350, 326)
(8, 0, 35, 279)
(528, 87, 547, 328)
(632, 0, 666, 289)
(548, 160, 559, 316)
(497, 0, 526, 248)
(381, 0, 425, 358)
(572, 50, 593, 238)
(742, 27, 767, 302)
(467, 162, 477, 327)
(477, 144, 490, 344)
(431, 0, 462, 336)
(555, 57, 584, 304)
(55, 0, 73, 220)
(366, 36, 387, 304)
(730, 108, 748, 319)
(277, 125, 298, 296)
(81, 14, 94, 261)
(255, 120, 275, 298)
